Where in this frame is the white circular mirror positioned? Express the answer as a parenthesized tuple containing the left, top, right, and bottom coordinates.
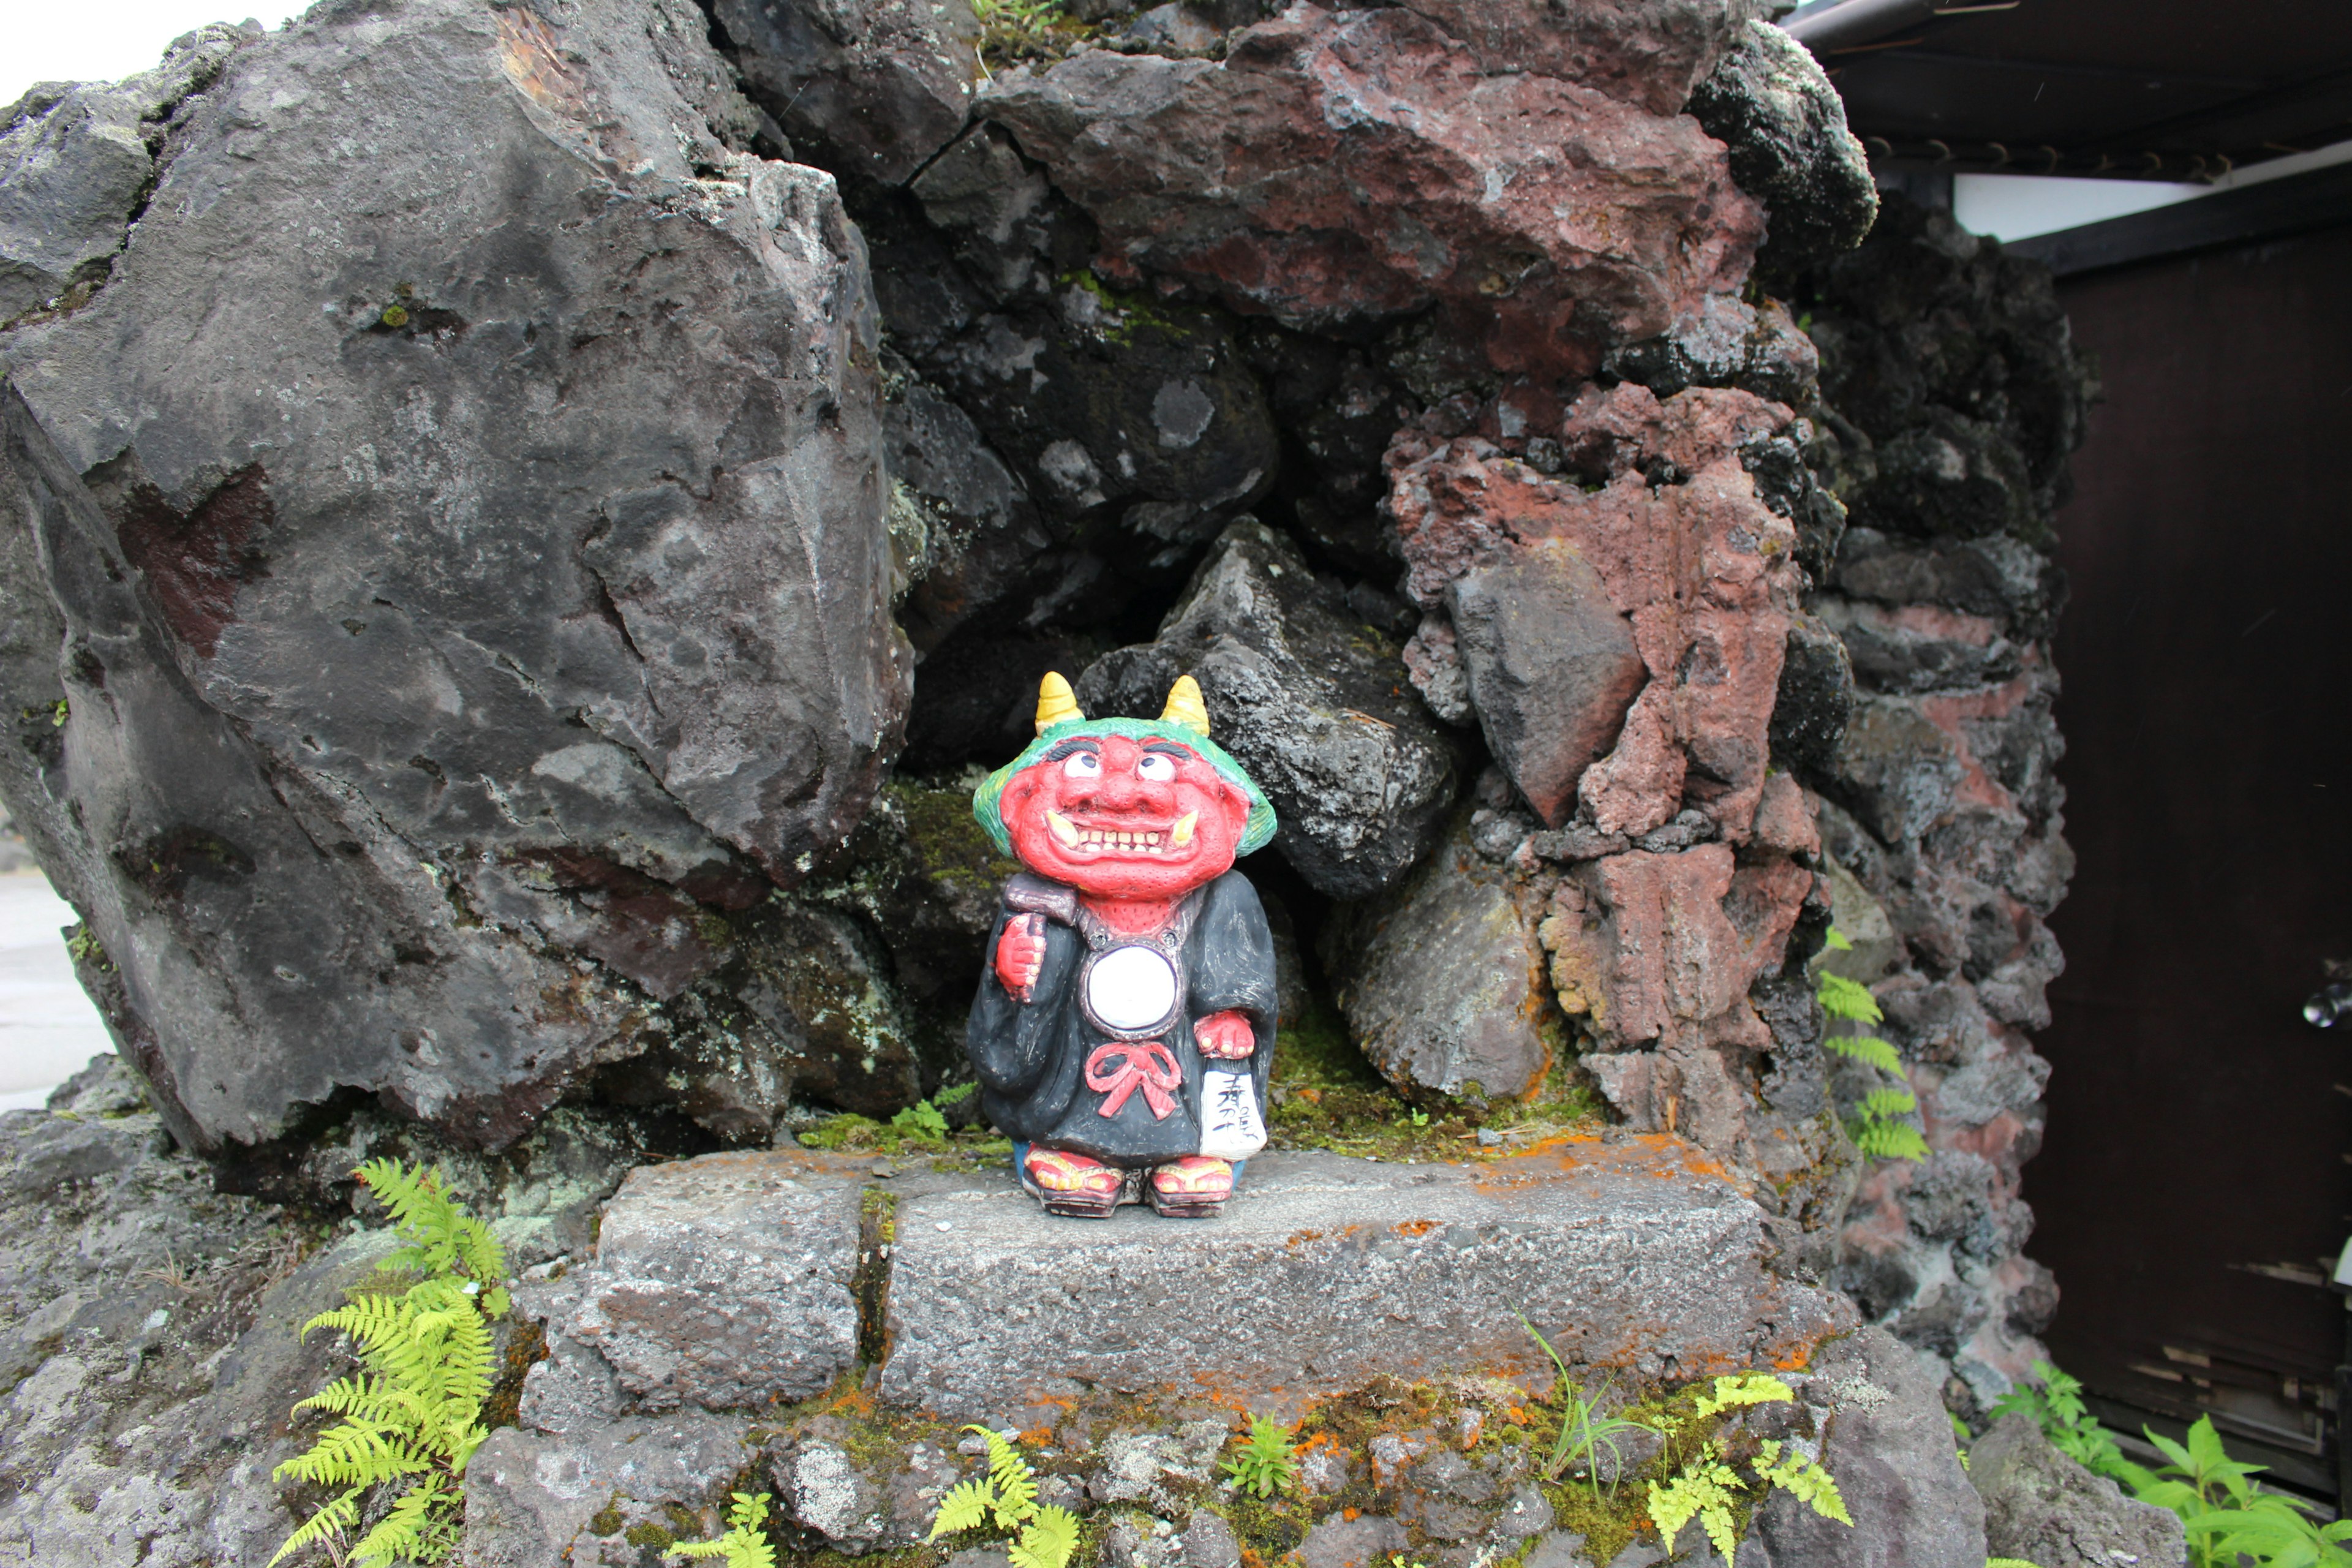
(1087, 945, 1179, 1032)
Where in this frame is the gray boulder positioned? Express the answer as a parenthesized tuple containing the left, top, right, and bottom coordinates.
(1687, 18, 1877, 271)
(1322, 814, 1553, 1106)
(715, 0, 981, 184)
(1078, 518, 1459, 898)
(0, 0, 908, 1152)
(466, 1411, 760, 1567)
(1445, 538, 1648, 829)
(0, 26, 253, 326)
(1969, 1413, 2188, 1568)
(1746, 1327, 1988, 1568)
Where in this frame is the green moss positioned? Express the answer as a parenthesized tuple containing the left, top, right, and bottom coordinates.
(588, 1501, 625, 1537)
(1057, 270, 1191, 349)
(623, 1520, 674, 1549)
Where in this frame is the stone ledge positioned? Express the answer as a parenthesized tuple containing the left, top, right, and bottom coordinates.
(533, 1140, 1853, 1426)
(878, 1140, 1850, 1418)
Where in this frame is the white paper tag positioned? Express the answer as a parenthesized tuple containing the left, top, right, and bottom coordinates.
(1198, 1069, 1267, 1161)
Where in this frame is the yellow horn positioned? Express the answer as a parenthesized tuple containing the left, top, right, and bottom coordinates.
(1035, 671, 1082, 734)
(1160, 674, 1209, 736)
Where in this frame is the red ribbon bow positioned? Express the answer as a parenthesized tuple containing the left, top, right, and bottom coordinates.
(1085, 1040, 1182, 1120)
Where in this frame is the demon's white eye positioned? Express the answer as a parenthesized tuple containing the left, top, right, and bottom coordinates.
(1137, 753, 1177, 782)
(1062, 750, 1102, 778)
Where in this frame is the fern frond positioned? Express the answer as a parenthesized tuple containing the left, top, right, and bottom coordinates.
(975, 1427, 1039, 1526)
(928, 1479, 998, 1540)
(1010, 1505, 1080, 1568)
(349, 1476, 449, 1568)
(1822, 1032, 1905, 1075)
(1816, 972, 1882, 1025)
(268, 1488, 361, 1566)
(1754, 1440, 1852, 1525)
(1647, 1456, 1746, 1562)
(1858, 1088, 1920, 1120)
(1823, 927, 1854, 952)
(1853, 1118, 1931, 1161)
(274, 1417, 434, 1488)
(1695, 1373, 1794, 1417)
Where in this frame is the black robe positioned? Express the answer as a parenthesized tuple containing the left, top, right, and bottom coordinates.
(967, 869, 1278, 1166)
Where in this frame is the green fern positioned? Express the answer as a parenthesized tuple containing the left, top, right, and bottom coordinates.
(1817, 927, 1926, 1163)
(929, 1426, 1079, 1568)
(270, 1161, 508, 1567)
(669, 1493, 780, 1567)
(1694, 1372, 1795, 1418)
(1648, 1450, 1747, 1563)
(1644, 1371, 1850, 1558)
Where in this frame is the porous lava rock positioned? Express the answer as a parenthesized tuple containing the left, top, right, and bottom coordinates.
(1078, 518, 1459, 898)
(978, 3, 1763, 378)
(1775, 195, 2091, 1410)
(1686, 18, 1877, 271)
(1388, 382, 1803, 837)
(0, 0, 908, 1152)
(1968, 1414, 2188, 1568)
(1746, 1327, 1989, 1567)
(1322, 814, 1555, 1104)
(712, 0, 981, 184)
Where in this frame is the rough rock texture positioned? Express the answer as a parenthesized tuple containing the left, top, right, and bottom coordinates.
(712, 0, 981, 184)
(466, 1410, 760, 1567)
(1079, 518, 1460, 898)
(979, 3, 1763, 378)
(529, 1151, 866, 1415)
(1324, 814, 1556, 1104)
(1967, 1414, 2188, 1568)
(1389, 383, 1803, 838)
(1778, 196, 2091, 1411)
(1372, 382, 1834, 1178)
(878, 1143, 1854, 1417)
(1686, 20, 1875, 272)
(0, 0, 909, 1152)
(0, 27, 253, 326)
(1745, 1327, 1988, 1567)
(0, 1055, 664, 1566)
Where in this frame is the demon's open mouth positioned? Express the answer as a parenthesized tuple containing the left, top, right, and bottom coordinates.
(1044, 810, 1200, 855)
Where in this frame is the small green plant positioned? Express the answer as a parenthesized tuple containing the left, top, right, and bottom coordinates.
(667, 1493, 778, 1567)
(1991, 1361, 2125, 1477)
(891, 1099, 951, 1142)
(1518, 1313, 1656, 1496)
(930, 1425, 1080, 1568)
(1988, 1560, 2046, 1567)
(2119, 1416, 2352, 1568)
(1645, 1373, 1850, 1561)
(1221, 1414, 1299, 1498)
(973, 0, 1072, 67)
(270, 1159, 510, 1567)
(1817, 929, 1929, 1161)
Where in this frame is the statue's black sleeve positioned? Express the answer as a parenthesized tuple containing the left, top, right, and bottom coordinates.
(966, 906, 1083, 1101)
(1189, 872, 1279, 1057)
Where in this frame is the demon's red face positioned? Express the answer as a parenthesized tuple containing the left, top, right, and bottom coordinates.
(999, 733, 1256, 900)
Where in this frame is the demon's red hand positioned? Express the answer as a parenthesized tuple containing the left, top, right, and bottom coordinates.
(995, 913, 1047, 1002)
(1194, 1009, 1255, 1060)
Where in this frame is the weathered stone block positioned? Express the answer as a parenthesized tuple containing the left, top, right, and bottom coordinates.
(1324, 816, 1554, 1105)
(1969, 1414, 2188, 1568)
(877, 1144, 1852, 1417)
(562, 1152, 866, 1412)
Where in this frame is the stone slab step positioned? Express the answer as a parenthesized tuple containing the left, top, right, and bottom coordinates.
(878, 1140, 1847, 1418)
(531, 1138, 1852, 1425)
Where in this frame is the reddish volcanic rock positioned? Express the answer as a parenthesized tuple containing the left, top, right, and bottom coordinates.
(1541, 842, 1815, 1155)
(1387, 383, 1801, 836)
(978, 4, 1761, 377)
(1365, 0, 1759, 116)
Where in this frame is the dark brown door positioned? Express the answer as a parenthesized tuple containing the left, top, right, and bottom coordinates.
(2032, 221, 2352, 1493)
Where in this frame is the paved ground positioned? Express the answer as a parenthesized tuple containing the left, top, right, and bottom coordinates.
(0, 872, 110, 1110)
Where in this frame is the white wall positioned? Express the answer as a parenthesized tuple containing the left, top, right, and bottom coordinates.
(1955, 140, 2352, 243)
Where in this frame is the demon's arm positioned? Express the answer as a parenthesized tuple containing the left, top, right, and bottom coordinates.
(1188, 872, 1279, 1061)
(967, 906, 1079, 1099)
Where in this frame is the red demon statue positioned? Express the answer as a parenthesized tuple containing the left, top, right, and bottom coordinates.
(967, 673, 1279, 1219)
